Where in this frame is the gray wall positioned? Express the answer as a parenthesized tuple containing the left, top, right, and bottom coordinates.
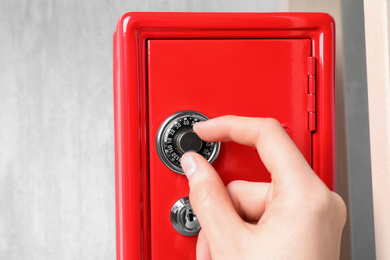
(0, 1, 279, 259)
(341, 0, 376, 259)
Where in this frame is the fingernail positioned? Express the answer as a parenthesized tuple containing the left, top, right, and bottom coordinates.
(181, 153, 197, 179)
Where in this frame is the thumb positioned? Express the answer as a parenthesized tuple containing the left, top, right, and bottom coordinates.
(181, 152, 243, 248)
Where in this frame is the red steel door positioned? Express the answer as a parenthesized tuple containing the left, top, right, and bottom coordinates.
(148, 39, 312, 259)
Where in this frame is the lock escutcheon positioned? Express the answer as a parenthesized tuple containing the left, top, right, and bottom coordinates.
(170, 197, 200, 236)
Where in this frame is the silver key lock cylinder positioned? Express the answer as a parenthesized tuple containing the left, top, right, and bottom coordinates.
(170, 197, 200, 236)
(156, 111, 221, 174)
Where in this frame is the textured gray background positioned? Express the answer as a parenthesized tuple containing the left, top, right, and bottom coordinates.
(0, 0, 373, 259)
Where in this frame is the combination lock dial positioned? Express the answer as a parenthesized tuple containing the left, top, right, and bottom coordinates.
(156, 111, 221, 174)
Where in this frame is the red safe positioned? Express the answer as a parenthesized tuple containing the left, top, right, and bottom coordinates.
(114, 12, 335, 260)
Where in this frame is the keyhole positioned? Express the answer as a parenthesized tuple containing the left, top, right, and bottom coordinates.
(183, 207, 199, 230)
(187, 209, 194, 222)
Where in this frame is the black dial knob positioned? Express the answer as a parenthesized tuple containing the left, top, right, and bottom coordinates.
(177, 131, 203, 153)
(156, 111, 221, 174)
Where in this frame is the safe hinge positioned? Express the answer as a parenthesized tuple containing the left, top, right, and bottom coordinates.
(307, 57, 316, 131)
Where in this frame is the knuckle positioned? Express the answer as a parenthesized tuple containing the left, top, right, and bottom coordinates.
(263, 117, 283, 131)
(253, 117, 283, 145)
(293, 186, 331, 214)
(224, 115, 235, 120)
(226, 180, 243, 215)
(313, 192, 334, 214)
(226, 180, 242, 194)
(221, 115, 236, 124)
(300, 188, 347, 223)
(312, 191, 347, 229)
(332, 192, 347, 223)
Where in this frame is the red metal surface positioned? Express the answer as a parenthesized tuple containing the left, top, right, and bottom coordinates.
(114, 12, 335, 260)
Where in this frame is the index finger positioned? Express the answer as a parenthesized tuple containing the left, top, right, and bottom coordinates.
(193, 116, 314, 185)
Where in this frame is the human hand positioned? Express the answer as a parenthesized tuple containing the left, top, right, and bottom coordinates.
(180, 116, 346, 260)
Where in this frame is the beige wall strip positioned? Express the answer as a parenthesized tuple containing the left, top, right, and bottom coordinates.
(364, 0, 390, 259)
